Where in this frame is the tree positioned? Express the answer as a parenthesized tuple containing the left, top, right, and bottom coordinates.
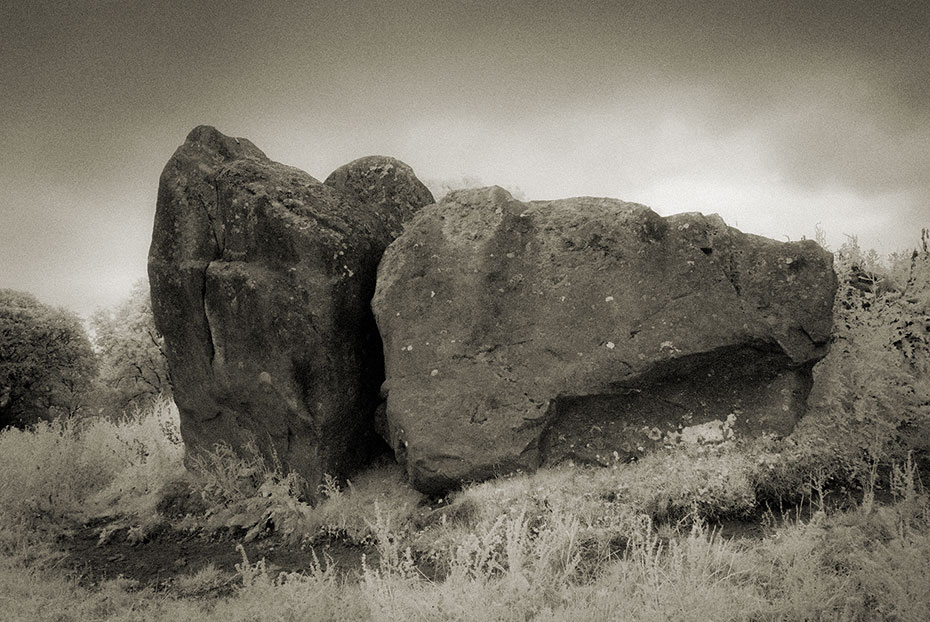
(808, 232, 930, 469)
(423, 175, 527, 202)
(0, 289, 97, 428)
(90, 279, 171, 415)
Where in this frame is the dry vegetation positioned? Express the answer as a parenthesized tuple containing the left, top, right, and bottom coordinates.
(1, 235, 929, 621)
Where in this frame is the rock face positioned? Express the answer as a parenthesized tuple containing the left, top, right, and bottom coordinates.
(148, 126, 433, 494)
(373, 187, 837, 494)
(325, 156, 434, 240)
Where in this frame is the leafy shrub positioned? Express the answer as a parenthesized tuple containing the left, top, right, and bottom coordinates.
(188, 440, 273, 508)
(0, 289, 97, 427)
(784, 233, 930, 490)
(309, 460, 424, 543)
(188, 443, 424, 545)
(0, 396, 183, 527)
(186, 440, 310, 541)
(85, 396, 186, 519)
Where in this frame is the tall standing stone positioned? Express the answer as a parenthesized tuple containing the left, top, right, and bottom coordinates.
(148, 126, 432, 494)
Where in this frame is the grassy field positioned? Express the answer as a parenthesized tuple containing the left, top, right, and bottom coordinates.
(1, 239, 929, 621)
(0, 397, 928, 621)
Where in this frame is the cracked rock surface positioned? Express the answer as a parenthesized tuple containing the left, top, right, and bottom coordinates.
(373, 187, 837, 494)
(148, 126, 432, 495)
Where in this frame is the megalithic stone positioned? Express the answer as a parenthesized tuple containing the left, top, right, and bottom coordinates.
(148, 126, 432, 497)
(373, 187, 837, 494)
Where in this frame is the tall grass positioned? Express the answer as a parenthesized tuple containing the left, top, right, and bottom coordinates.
(1, 236, 929, 620)
(0, 396, 183, 530)
(0, 395, 928, 621)
(2, 473, 927, 621)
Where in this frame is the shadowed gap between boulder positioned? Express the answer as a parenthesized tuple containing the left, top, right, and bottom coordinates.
(538, 342, 815, 467)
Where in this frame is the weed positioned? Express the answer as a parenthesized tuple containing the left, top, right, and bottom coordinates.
(0, 395, 182, 529)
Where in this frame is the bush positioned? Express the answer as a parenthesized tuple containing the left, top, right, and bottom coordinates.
(0, 396, 183, 527)
(0, 289, 97, 427)
(794, 233, 930, 482)
(187, 443, 424, 545)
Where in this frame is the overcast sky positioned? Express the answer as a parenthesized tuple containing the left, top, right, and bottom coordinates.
(2, 0, 928, 317)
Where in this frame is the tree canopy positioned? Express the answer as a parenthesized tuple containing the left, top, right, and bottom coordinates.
(0, 289, 97, 427)
(90, 279, 171, 415)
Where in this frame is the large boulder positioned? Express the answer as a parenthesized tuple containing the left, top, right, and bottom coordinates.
(148, 126, 432, 494)
(373, 187, 837, 494)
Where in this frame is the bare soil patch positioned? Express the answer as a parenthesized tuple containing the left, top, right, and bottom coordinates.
(59, 519, 375, 591)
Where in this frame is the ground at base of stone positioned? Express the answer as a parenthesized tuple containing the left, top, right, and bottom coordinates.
(58, 519, 378, 593)
(56, 479, 910, 595)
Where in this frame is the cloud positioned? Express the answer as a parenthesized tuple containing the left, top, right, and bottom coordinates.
(2, 0, 929, 315)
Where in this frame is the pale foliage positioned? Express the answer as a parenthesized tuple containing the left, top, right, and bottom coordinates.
(424, 175, 527, 203)
(0, 405, 929, 621)
(90, 279, 171, 416)
(0, 396, 183, 525)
